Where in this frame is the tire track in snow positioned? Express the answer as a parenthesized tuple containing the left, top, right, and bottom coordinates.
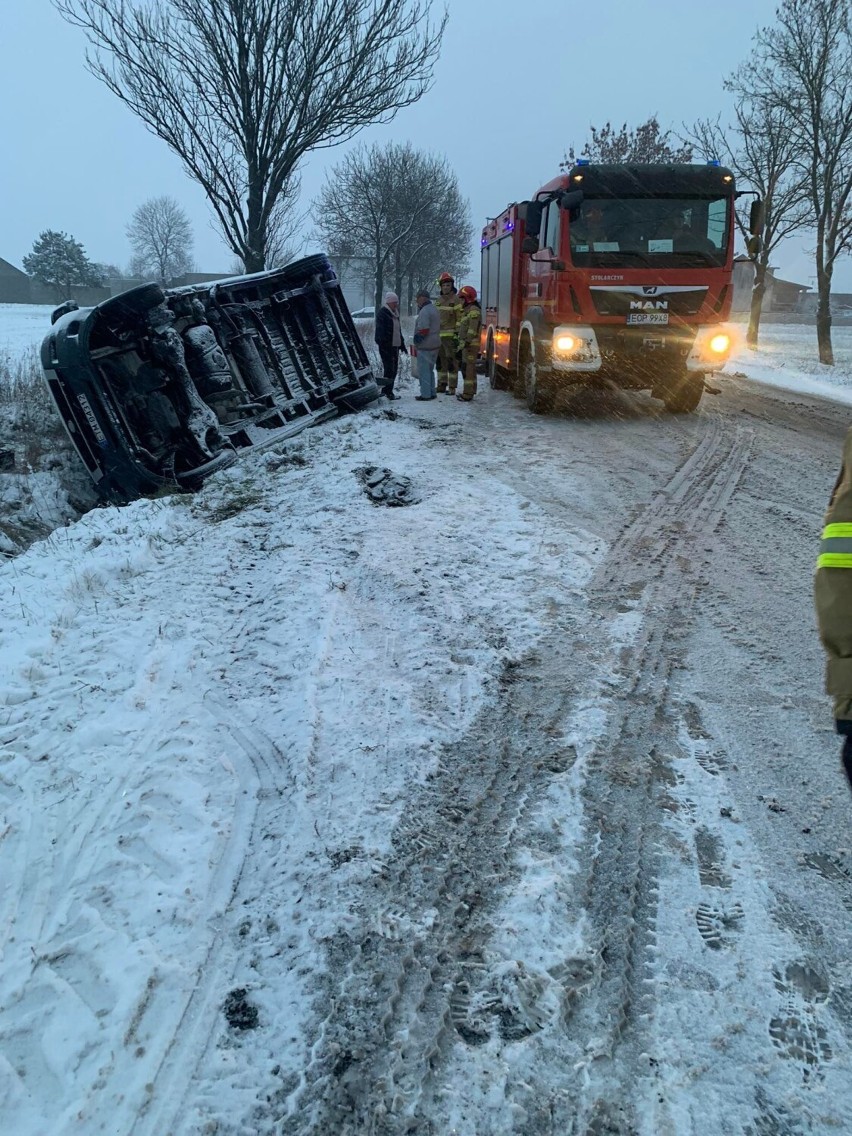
(268, 410, 755, 1136)
(275, 651, 579, 1135)
(126, 700, 273, 1136)
(539, 410, 754, 1132)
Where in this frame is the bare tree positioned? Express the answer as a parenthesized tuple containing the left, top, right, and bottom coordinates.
(401, 193, 472, 311)
(92, 261, 125, 285)
(126, 195, 194, 284)
(323, 235, 375, 309)
(314, 142, 472, 313)
(740, 0, 852, 364)
(264, 178, 305, 269)
(689, 97, 810, 348)
(55, 0, 447, 274)
(562, 115, 693, 168)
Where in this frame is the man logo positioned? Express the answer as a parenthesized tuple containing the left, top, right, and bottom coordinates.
(643, 286, 658, 295)
(630, 300, 669, 310)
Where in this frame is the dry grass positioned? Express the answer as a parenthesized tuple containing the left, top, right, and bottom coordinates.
(0, 346, 68, 467)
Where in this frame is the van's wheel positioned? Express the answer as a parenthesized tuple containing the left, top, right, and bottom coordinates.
(487, 339, 507, 389)
(520, 336, 552, 414)
(663, 371, 705, 413)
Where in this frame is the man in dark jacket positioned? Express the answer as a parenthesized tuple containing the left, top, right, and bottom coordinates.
(374, 292, 407, 399)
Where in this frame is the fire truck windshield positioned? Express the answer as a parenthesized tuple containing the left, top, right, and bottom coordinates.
(568, 196, 730, 268)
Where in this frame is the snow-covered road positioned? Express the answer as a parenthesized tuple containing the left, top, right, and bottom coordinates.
(1, 362, 851, 1135)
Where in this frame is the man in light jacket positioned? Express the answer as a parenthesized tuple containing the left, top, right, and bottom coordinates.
(411, 289, 441, 401)
(374, 292, 407, 400)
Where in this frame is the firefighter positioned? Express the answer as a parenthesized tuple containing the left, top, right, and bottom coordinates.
(435, 272, 462, 394)
(815, 426, 852, 795)
(455, 286, 481, 402)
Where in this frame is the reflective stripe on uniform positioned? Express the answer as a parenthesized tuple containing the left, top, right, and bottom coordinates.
(818, 524, 852, 566)
(820, 538, 852, 555)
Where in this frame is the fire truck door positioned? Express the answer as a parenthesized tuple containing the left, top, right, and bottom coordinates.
(528, 200, 559, 304)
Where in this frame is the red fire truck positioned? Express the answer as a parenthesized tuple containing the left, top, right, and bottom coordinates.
(480, 162, 761, 413)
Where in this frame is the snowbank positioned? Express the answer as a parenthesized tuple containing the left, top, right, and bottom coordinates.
(725, 322, 852, 406)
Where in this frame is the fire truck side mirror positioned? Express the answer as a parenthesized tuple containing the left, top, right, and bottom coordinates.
(524, 200, 545, 252)
(559, 189, 584, 212)
(749, 198, 764, 235)
(746, 233, 762, 259)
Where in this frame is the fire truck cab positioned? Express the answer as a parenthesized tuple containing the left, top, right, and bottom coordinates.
(481, 162, 759, 413)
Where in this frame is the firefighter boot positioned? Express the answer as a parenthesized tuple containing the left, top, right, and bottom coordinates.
(460, 354, 477, 400)
(438, 338, 457, 393)
(843, 736, 852, 796)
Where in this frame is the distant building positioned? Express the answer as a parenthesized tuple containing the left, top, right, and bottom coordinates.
(166, 271, 233, 289)
(0, 257, 34, 303)
(769, 274, 811, 313)
(0, 255, 109, 306)
(326, 256, 377, 313)
(0, 256, 233, 305)
(731, 257, 810, 315)
(798, 291, 852, 316)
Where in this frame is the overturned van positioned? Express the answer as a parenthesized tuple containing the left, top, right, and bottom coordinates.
(41, 254, 381, 504)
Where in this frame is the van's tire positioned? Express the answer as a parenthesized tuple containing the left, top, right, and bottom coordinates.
(98, 283, 166, 322)
(275, 254, 334, 287)
(663, 371, 705, 413)
(176, 448, 238, 486)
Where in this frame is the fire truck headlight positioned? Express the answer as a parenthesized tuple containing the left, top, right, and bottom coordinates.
(709, 333, 731, 354)
(555, 335, 577, 352)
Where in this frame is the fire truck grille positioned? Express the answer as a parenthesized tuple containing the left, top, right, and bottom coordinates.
(590, 287, 708, 317)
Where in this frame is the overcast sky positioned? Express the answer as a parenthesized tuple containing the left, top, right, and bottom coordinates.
(2, 0, 841, 290)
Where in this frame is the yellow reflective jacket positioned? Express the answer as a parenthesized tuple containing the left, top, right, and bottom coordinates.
(435, 290, 462, 337)
(815, 426, 852, 721)
(457, 301, 481, 350)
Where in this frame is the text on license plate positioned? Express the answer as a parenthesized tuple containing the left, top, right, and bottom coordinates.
(626, 312, 669, 325)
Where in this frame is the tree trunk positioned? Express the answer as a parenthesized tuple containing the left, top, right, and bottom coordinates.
(816, 252, 834, 366)
(243, 243, 265, 274)
(374, 237, 386, 313)
(244, 182, 266, 274)
(406, 275, 415, 316)
(746, 261, 768, 349)
(374, 239, 384, 314)
(394, 247, 403, 304)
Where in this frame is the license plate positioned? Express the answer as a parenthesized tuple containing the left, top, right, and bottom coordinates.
(626, 312, 669, 325)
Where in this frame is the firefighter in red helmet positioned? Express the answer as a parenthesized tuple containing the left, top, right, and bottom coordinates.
(456, 285, 481, 401)
(435, 272, 462, 393)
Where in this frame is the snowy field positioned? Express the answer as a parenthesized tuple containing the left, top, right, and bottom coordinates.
(0, 304, 54, 367)
(0, 306, 96, 554)
(723, 321, 852, 406)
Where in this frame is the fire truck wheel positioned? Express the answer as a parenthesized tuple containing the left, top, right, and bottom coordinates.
(521, 339, 553, 414)
(487, 343, 508, 390)
(663, 371, 705, 413)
